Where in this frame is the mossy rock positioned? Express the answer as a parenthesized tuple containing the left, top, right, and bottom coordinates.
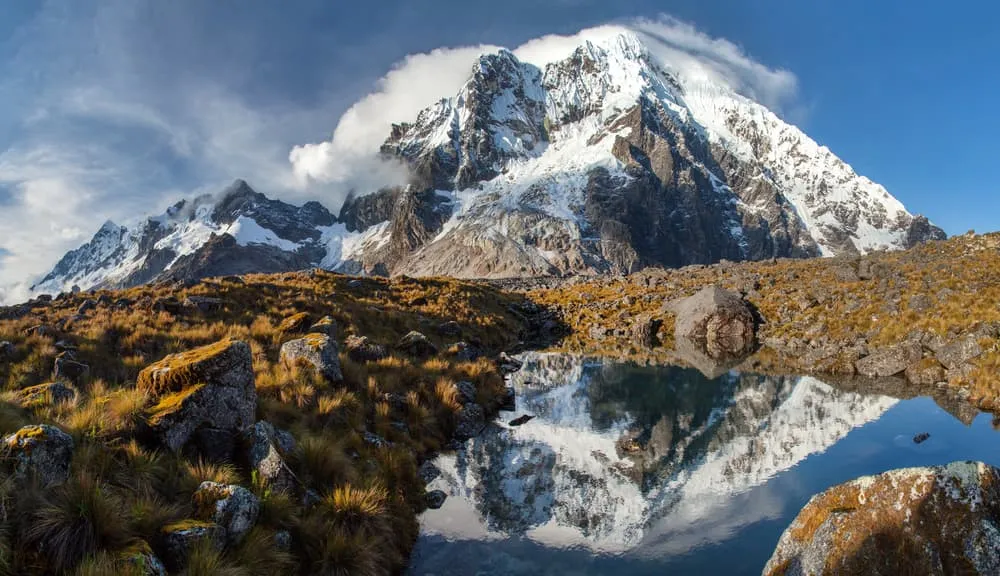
(160, 520, 225, 572)
(765, 461, 1000, 575)
(137, 338, 253, 396)
(193, 481, 260, 546)
(2, 423, 74, 487)
(280, 333, 343, 382)
(16, 381, 77, 408)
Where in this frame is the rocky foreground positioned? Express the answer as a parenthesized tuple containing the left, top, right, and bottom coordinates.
(3, 233, 1000, 574)
(0, 272, 545, 574)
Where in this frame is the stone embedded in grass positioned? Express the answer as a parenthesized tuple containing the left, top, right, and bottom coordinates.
(855, 342, 922, 378)
(936, 334, 984, 370)
(244, 421, 298, 494)
(140, 339, 257, 453)
(905, 357, 947, 385)
(193, 482, 261, 546)
(280, 333, 343, 382)
(764, 461, 1000, 576)
(455, 381, 478, 405)
(2, 424, 74, 487)
(397, 331, 438, 359)
(345, 335, 389, 363)
(53, 355, 89, 383)
(161, 520, 225, 571)
(15, 381, 77, 407)
(76, 299, 97, 315)
(309, 315, 338, 337)
(183, 296, 225, 314)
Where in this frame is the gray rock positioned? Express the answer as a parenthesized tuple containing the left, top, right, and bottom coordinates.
(184, 296, 224, 314)
(161, 521, 225, 571)
(450, 341, 482, 362)
(937, 334, 984, 369)
(454, 403, 486, 440)
(76, 299, 97, 315)
(345, 335, 389, 363)
(0, 341, 14, 360)
(764, 461, 1000, 576)
(309, 315, 338, 337)
(425, 489, 447, 510)
(193, 482, 261, 546)
(363, 431, 391, 448)
(498, 387, 516, 412)
(244, 421, 297, 494)
(53, 356, 89, 382)
(671, 286, 756, 357)
(280, 333, 343, 382)
(2, 424, 74, 487)
(905, 358, 947, 386)
(631, 314, 662, 347)
(274, 530, 292, 551)
(15, 381, 77, 407)
(855, 343, 922, 378)
(126, 547, 167, 576)
(397, 330, 438, 358)
(139, 339, 257, 453)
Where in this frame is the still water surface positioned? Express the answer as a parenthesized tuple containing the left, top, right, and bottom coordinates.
(408, 353, 1000, 575)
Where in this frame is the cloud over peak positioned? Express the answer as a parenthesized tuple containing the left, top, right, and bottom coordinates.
(288, 15, 801, 196)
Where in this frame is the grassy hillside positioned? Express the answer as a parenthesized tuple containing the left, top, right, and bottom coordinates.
(0, 271, 534, 575)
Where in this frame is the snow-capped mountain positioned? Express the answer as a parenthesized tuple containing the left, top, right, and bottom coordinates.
(418, 354, 897, 554)
(33, 30, 943, 294)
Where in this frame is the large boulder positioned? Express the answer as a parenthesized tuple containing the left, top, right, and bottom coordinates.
(243, 421, 298, 494)
(139, 339, 257, 453)
(855, 343, 922, 378)
(671, 286, 755, 357)
(280, 333, 343, 382)
(2, 424, 74, 487)
(193, 482, 261, 546)
(764, 461, 1000, 576)
(936, 334, 984, 370)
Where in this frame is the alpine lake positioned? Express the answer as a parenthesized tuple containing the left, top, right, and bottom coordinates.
(407, 353, 1000, 575)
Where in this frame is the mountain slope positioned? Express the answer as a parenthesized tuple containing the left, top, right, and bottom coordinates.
(32, 30, 943, 294)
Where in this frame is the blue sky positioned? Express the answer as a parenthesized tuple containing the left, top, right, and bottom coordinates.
(0, 0, 996, 296)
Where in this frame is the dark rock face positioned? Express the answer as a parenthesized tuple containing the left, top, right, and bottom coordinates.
(339, 189, 397, 232)
(53, 356, 89, 382)
(2, 424, 74, 487)
(671, 286, 756, 358)
(764, 462, 1000, 576)
(163, 234, 314, 283)
(425, 490, 447, 510)
(211, 179, 335, 243)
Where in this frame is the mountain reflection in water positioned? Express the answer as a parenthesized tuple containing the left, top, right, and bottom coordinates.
(409, 354, 1000, 576)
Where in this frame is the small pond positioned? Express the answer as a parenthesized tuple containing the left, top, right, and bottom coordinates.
(408, 354, 1000, 575)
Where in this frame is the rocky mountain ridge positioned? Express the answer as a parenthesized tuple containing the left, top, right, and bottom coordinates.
(30, 30, 943, 296)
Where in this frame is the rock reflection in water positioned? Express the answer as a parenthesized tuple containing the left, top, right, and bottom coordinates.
(415, 355, 898, 561)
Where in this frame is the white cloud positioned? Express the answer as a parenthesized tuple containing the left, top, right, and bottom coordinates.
(289, 45, 498, 196)
(289, 16, 801, 199)
(631, 16, 799, 115)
